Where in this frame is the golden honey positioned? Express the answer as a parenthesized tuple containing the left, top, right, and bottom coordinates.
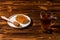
(16, 15, 28, 24)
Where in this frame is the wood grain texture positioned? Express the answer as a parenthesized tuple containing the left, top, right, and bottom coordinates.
(0, 1, 60, 34)
(0, 0, 60, 40)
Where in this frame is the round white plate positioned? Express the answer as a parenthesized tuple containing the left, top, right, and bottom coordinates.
(7, 14, 31, 28)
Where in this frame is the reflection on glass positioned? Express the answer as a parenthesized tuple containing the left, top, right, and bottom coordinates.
(40, 11, 57, 32)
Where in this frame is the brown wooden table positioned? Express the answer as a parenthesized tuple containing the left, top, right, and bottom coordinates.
(0, 1, 60, 40)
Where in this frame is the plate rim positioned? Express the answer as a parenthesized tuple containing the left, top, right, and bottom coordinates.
(7, 14, 31, 28)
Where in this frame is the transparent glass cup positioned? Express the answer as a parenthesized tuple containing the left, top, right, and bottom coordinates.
(40, 12, 57, 31)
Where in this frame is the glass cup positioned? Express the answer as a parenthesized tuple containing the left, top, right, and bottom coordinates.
(40, 12, 57, 32)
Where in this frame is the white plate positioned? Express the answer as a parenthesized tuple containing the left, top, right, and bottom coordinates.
(7, 14, 31, 28)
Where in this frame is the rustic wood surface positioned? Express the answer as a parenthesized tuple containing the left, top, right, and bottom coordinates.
(0, 0, 60, 40)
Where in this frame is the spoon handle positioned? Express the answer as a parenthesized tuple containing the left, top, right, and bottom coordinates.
(1, 16, 11, 22)
(1, 16, 20, 27)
